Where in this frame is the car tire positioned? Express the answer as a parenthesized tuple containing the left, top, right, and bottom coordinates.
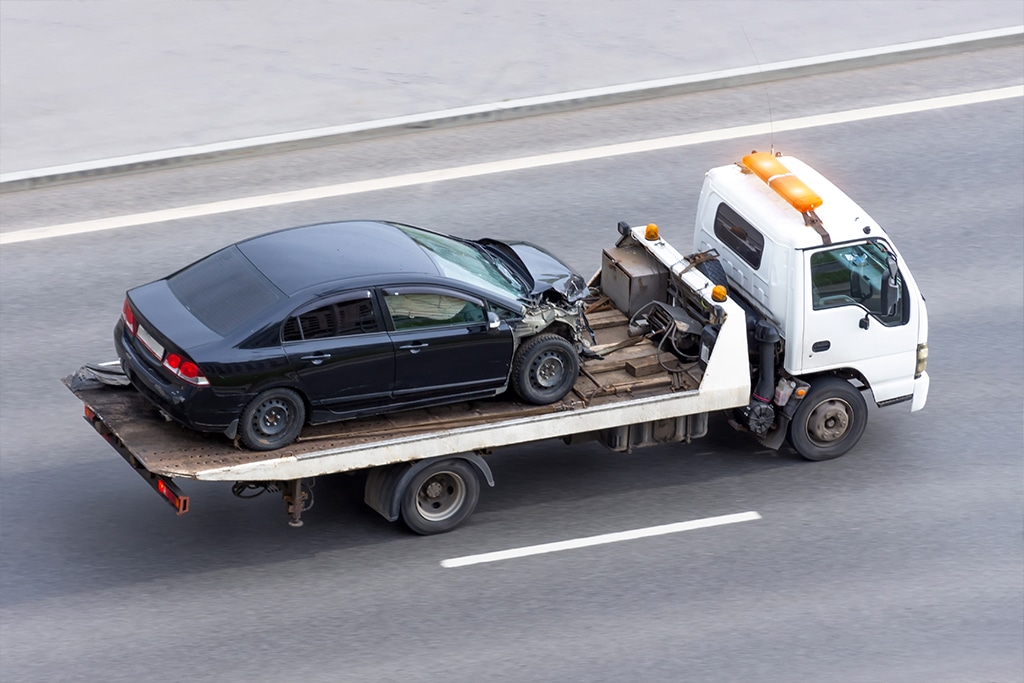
(239, 387, 306, 451)
(400, 459, 480, 535)
(511, 333, 579, 405)
(789, 377, 867, 461)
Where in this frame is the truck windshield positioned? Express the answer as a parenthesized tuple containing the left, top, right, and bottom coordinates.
(809, 241, 905, 325)
(394, 225, 527, 301)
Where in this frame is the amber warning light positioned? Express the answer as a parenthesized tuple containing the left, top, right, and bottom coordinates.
(742, 152, 823, 214)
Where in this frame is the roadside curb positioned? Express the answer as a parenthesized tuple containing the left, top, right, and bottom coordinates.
(2, 25, 1020, 193)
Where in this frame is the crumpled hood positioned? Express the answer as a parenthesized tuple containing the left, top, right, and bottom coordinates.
(479, 239, 588, 303)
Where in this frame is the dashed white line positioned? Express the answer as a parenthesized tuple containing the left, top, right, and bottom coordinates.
(2, 86, 1020, 246)
(440, 511, 762, 568)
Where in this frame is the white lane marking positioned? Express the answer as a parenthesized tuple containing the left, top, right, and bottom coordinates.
(4, 26, 1019, 187)
(440, 511, 762, 568)
(2, 86, 1020, 246)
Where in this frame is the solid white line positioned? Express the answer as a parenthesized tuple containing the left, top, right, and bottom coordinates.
(439, 511, 762, 568)
(2, 85, 1020, 246)
(2, 25, 1019, 187)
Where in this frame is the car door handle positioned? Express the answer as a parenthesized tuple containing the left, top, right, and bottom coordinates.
(399, 342, 429, 354)
(812, 341, 831, 352)
(301, 353, 331, 365)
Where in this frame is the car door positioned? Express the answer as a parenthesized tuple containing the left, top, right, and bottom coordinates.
(283, 290, 395, 411)
(381, 286, 514, 401)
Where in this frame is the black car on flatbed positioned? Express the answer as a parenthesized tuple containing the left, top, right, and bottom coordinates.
(116, 220, 590, 450)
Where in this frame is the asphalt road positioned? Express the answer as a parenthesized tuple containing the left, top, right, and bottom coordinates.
(0, 48, 1022, 682)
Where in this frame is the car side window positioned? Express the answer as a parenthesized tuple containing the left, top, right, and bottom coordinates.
(282, 293, 378, 342)
(383, 290, 486, 330)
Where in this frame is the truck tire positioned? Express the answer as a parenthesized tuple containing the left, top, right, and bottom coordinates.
(789, 377, 867, 461)
(239, 388, 306, 451)
(696, 259, 728, 287)
(511, 334, 579, 405)
(400, 459, 480, 535)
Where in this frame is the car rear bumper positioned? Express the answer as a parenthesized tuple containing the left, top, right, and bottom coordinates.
(114, 320, 247, 434)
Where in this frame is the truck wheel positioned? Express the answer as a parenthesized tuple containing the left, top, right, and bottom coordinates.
(789, 377, 867, 461)
(400, 459, 480, 535)
(511, 334, 579, 405)
(239, 388, 306, 451)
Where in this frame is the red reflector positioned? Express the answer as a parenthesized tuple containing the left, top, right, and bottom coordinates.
(84, 406, 96, 421)
(180, 362, 200, 379)
(157, 478, 179, 506)
(165, 353, 182, 369)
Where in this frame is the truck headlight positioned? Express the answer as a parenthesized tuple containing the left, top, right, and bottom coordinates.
(915, 343, 928, 378)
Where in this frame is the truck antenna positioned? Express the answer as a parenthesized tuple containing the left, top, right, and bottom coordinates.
(742, 26, 774, 154)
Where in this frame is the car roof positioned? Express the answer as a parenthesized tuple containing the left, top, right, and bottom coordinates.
(236, 221, 440, 295)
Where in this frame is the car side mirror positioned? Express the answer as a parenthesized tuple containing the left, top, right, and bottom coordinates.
(487, 311, 502, 332)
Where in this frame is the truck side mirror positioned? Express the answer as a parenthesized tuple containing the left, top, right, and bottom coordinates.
(880, 254, 899, 316)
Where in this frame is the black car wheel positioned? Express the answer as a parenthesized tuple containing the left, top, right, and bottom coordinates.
(239, 388, 306, 451)
(511, 333, 579, 405)
(400, 459, 481, 535)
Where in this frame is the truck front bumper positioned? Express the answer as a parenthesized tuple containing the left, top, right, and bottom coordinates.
(911, 372, 929, 412)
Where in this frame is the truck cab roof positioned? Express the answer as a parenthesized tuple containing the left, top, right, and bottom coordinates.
(705, 155, 888, 249)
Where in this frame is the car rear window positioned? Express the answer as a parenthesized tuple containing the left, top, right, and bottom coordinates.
(168, 246, 284, 336)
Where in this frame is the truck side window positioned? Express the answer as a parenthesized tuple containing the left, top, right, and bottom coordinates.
(810, 243, 906, 325)
(282, 295, 378, 342)
(714, 203, 764, 269)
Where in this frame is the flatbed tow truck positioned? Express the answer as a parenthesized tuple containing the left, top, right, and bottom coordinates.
(65, 151, 929, 534)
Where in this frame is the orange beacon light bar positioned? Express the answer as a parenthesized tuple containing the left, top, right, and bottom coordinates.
(741, 152, 823, 214)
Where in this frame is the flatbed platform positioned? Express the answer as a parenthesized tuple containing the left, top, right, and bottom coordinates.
(64, 308, 739, 483)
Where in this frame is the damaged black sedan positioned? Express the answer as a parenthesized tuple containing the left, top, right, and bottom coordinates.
(115, 220, 590, 450)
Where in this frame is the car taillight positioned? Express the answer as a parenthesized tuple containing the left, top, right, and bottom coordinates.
(162, 352, 209, 386)
(122, 298, 137, 333)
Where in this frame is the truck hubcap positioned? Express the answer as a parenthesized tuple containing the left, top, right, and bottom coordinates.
(417, 471, 465, 521)
(806, 398, 851, 444)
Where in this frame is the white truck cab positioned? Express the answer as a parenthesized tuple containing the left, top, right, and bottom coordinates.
(693, 151, 929, 457)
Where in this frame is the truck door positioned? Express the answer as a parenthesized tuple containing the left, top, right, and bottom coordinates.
(799, 241, 918, 403)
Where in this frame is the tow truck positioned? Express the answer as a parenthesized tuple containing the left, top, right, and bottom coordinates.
(65, 150, 929, 533)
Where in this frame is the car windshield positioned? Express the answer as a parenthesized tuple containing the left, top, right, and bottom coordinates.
(395, 225, 528, 300)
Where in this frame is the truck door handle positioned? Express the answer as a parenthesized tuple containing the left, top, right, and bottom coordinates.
(400, 342, 429, 354)
(301, 353, 331, 365)
(812, 341, 831, 352)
